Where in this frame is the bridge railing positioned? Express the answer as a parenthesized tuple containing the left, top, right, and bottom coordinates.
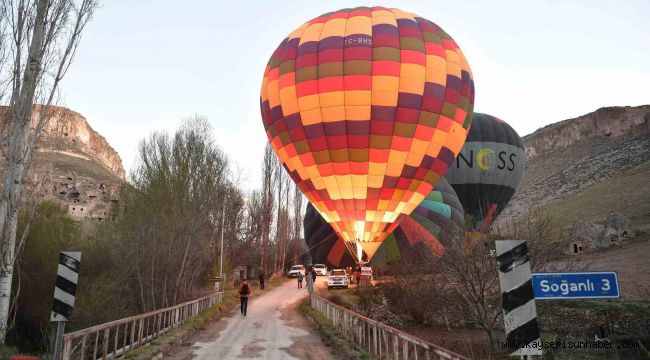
(59, 291, 224, 360)
(311, 295, 469, 360)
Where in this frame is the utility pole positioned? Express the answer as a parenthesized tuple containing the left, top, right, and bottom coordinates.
(220, 201, 225, 279)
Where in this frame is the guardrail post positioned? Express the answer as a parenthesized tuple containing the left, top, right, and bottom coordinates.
(102, 328, 110, 359)
(113, 325, 119, 357)
(157, 312, 161, 336)
(130, 320, 136, 351)
(62, 338, 72, 360)
(138, 318, 144, 346)
(123, 323, 128, 353)
(80, 334, 88, 359)
(373, 324, 377, 355)
(393, 334, 398, 359)
(93, 332, 99, 359)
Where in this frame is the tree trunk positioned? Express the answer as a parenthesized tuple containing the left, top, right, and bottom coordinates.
(486, 327, 499, 350)
(173, 234, 192, 304)
(442, 305, 451, 331)
(0, 0, 50, 342)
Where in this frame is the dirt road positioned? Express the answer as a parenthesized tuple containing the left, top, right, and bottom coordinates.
(167, 279, 335, 360)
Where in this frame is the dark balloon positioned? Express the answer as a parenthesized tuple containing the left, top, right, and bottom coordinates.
(304, 178, 465, 268)
(444, 113, 525, 232)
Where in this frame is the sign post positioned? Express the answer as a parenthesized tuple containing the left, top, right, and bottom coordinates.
(532, 272, 620, 299)
(496, 240, 542, 357)
(51, 251, 81, 360)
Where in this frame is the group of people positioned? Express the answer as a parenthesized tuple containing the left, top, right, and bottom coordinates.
(345, 265, 381, 286)
(296, 267, 317, 293)
(237, 266, 321, 317)
(238, 264, 383, 316)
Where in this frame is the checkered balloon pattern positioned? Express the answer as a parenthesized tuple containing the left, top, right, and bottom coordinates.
(260, 7, 474, 258)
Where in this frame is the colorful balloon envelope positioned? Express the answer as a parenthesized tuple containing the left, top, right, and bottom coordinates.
(444, 113, 525, 232)
(261, 7, 475, 259)
(304, 178, 465, 268)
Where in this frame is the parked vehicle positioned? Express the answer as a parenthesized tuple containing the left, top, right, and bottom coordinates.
(288, 265, 305, 278)
(313, 264, 327, 276)
(360, 266, 373, 284)
(327, 269, 349, 289)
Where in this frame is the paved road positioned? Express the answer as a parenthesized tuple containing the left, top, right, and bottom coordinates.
(168, 279, 334, 360)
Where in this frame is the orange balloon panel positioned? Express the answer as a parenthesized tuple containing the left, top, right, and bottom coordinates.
(260, 7, 474, 248)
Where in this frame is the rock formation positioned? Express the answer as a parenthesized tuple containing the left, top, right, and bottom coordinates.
(524, 105, 650, 160)
(568, 212, 634, 255)
(501, 105, 650, 221)
(27, 106, 125, 179)
(1, 105, 125, 221)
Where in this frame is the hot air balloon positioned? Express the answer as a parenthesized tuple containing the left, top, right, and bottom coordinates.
(444, 113, 525, 233)
(304, 178, 465, 268)
(303, 204, 360, 268)
(261, 7, 475, 261)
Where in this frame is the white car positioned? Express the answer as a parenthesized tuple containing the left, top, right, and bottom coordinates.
(327, 269, 349, 289)
(288, 265, 305, 278)
(313, 264, 327, 276)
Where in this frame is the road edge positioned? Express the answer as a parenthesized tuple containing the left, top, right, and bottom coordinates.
(299, 299, 374, 360)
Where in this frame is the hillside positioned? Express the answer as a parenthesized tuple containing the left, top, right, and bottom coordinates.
(1, 106, 125, 221)
(500, 105, 650, 230)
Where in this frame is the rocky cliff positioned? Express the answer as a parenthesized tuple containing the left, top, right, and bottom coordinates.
(27, 106, 126, 179)
(501, 105, 650, 227)
(1, 105, 125, 221)
(523, 105, 650, 160)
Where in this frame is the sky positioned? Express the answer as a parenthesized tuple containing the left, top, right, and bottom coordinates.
(62, 0, 650, 190)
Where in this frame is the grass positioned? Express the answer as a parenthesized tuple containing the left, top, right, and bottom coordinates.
(544, 161, 650, 230)
(318, 287, 361, 311)
(0, 344, 25, 359)
(553, 299, 650, 317)
(299, 300, 374, 360)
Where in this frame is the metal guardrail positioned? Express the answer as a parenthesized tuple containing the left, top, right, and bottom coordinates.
(311, 295, 470, 360)
(59, 291, 224, 360)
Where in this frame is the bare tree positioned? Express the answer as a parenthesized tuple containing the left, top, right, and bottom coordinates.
(112, 117, 240, 311)
(380, 209, 583, 352)
(0, 0, 99, 342)
(259, 143, 276, 271)
(290, 181, 302, 265)
(432, 208, 584, 349)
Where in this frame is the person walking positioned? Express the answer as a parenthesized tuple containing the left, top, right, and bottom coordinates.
(258, 270, 265, 290)
(238, 278, 252, 316)
(297, 271, 304, 289)
(355, 266, 362, 287)
(311, 267, 317, 283)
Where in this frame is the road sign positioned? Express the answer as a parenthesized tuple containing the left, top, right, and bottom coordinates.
(496, 240, 542, 357)
(51, 251, 81, 321)
(51, 251, 81, 360)
(532, 272, 620, 299)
